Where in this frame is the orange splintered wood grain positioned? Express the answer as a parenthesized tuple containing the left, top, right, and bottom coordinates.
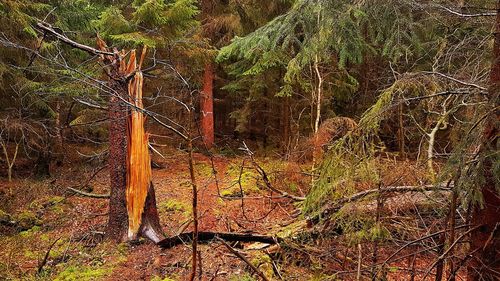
(125, 50, 151, 239)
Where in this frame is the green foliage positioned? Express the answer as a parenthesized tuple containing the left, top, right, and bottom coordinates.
(93, 0, 199, 46)
(217, 0, 427, 97)
(92, 6, 131, 36)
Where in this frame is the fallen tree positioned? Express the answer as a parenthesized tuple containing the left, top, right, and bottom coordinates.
(312, 183, 452, 222)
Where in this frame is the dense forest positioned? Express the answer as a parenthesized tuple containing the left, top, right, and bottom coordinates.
(0, 0, 498, 280)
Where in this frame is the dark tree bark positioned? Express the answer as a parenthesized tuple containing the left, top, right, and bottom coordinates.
(467, 2, 500, 280)
(106, 79, 129, 242)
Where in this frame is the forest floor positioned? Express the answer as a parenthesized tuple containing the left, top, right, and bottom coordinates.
(0, 145, 458, 280)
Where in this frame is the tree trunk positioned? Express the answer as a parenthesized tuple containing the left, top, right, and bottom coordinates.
(467, 3, 500, 280)
(282, 96, 290, 154)
(398, 103, 405, 158)
(103, 48, 164, 243)
(200, 62, 214, 149)
(106, 80, 129, 242)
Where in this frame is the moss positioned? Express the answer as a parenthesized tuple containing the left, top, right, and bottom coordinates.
(276, 221, 307, 239)
(30, 196, 66, 211)
(116, 242, 129, 256)
(53, 265, 111, 281)
(16, 210, 42, 231)
(229, 273, 256, 281)
(222, 169, 260, 198)
(250, 252, 274, 279)
(159, 199, 190, 213)
(194, 162, 213, 178)
(151, 276, 177, 281)
(158, 199, 191, 219)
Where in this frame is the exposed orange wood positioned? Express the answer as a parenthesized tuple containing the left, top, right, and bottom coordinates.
(125, 51, 152, 239)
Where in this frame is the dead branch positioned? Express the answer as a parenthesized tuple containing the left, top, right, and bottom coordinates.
(423, 225, 482, 279)
(437, 5, 496, 17)
(37, 237, 62, 274)
(157, 231, 281, 249)
(66, 186, 110, 199)
(217, 237, 270, 281)
(35, 22, 114, 56)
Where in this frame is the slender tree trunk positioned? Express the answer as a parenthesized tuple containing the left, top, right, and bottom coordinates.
(427, 118, 443, 181)
(467, 3, 500, 280)
(55, 100, 63, 149)
(398, 103, 405, 158)
(200, 62, 214, 149)
(448, 187, 457, 281)
(282, 96, 290, 154)
(313, 55, 322, 134)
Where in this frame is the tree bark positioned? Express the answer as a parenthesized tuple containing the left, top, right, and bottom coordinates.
(200, 62, 214, 149)
(467, 2, 500, 280)
(106, 79, 129, 242)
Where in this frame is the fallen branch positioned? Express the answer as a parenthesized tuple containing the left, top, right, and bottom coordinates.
(66, 186, 110, 199)
(157, 231, 281, 249)
(217, 237, 270, 281)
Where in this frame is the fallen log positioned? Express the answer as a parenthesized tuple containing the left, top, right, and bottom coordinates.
(313, 184, 452, 222)
(157, 231, 281, 249)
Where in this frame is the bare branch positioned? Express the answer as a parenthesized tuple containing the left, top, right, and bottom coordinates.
(66, 186, 110, 199)
(35, 22, 114, 56)
(438, 5, 496, 17)
(422, 71, 487, 91)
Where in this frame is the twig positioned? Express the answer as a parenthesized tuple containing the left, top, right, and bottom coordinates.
(421, 71, 487, 91)
(37, 237, 62, 274)
(357, 243, 362, 281)
(422, 225, 481, 279)
(217, 237, 270, 281)
(66, 186, 110, 199)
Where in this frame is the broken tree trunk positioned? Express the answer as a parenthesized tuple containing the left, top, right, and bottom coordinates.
(94, 40, 164, 243)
